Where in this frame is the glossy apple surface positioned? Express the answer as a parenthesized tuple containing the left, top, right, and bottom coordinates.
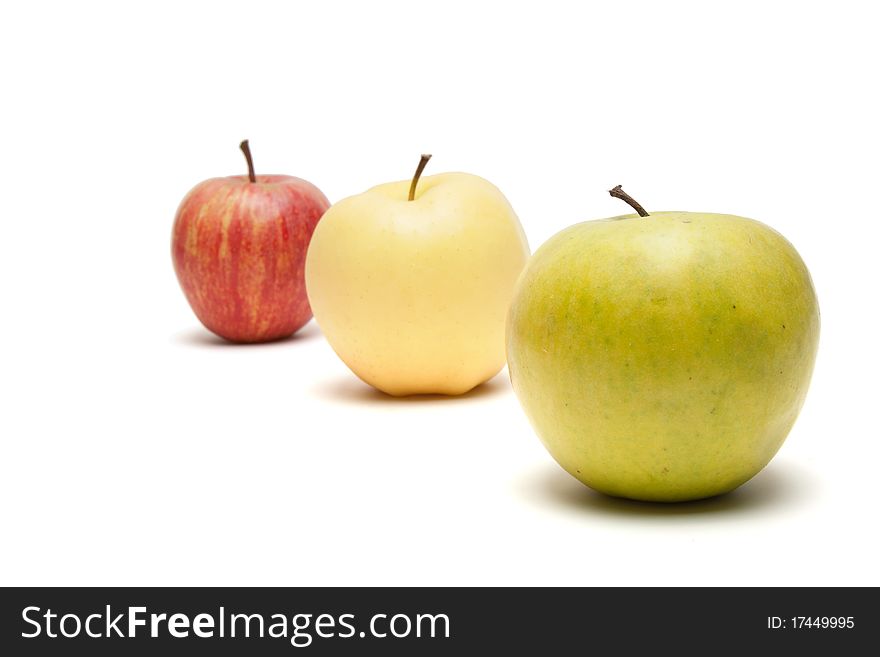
(507, 208, 819, 501)
(172, 144, 329, 342)
(306, 162, 529, 395)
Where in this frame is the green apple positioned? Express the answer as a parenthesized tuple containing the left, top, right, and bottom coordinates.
(506, 187, 820, 502)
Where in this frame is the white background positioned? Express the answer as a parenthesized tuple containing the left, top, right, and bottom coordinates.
(1, 0, 878, 586)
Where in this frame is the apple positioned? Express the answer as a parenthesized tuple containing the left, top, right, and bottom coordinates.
(172, 141, 329, 342)
(305, 155, 530, 396)
(506, 186, 820, 502)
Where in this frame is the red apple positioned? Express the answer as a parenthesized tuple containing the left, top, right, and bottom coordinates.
(172, 141, 330, 342)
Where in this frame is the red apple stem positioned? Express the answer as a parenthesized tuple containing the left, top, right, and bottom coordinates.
(609, 185, 649, 217)
(240, 140, 257, 183)
(408, 154, 432, 201)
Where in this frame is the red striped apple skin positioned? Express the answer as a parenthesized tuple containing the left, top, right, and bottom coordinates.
(172, 175, 329, 343)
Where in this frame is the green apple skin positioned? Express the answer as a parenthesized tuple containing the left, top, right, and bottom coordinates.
(506, 211, 820, 502)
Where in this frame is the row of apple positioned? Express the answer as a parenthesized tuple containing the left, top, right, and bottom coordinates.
(171, 142, 819, 502)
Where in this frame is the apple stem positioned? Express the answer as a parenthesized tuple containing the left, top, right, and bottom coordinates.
(240, 140, 257, 183)
(408, 154, 432, 201)
(609, 185, 649, 217)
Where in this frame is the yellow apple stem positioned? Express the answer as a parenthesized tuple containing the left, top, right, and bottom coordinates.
(408, 154, 433, 201)
(609, 185, 650, 217)
(240, 140, 257, 183)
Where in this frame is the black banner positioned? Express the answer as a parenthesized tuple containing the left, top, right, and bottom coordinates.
(0, 587, 874, 654)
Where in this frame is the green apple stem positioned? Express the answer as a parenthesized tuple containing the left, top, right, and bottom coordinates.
(609, 185, 649, 217)
(240, 140, 257, 183)
(408, 154, 433, 201)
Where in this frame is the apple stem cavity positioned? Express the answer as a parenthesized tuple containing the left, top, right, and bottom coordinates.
(240, 140, 257, 183)
(609, 185, 650, 217)
(408, 154, 433, 201)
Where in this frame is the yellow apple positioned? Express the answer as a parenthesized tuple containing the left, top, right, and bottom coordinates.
(506, 187, 820, 502)
(305, 156, 530, 396)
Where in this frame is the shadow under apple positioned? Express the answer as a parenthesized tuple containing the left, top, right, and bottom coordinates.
(517, 459, 818, 518)
(171, 319, 323, 348)
(311, 371, 512, 405)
